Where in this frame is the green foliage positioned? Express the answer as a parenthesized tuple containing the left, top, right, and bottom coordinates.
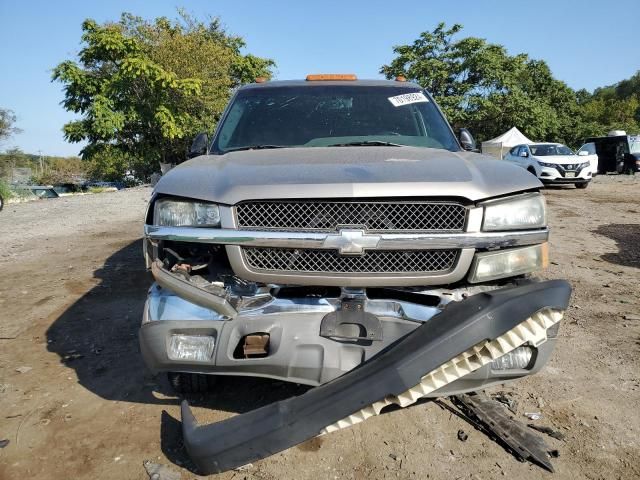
(381, 24, 640, 147)
(85, 146, 130, 182)
(0, 108, 21, 143)
(0, 148, 36, 180)
(0, 148, 87, 185)
(381, 23, 580, 144)
(53, 11, 275, 178)
(578, 71, 640, 136)
(33, 157, 88, 185)
(0, 178, 12, 200)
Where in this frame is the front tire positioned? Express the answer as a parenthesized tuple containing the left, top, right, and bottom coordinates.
(576, 182, 589, 189)
(167, 371, 217, 393)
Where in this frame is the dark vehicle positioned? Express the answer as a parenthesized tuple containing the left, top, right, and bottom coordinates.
(584, 133, 640, 174)
(29, 185, 59, 198)
(53, 183, 87, 195)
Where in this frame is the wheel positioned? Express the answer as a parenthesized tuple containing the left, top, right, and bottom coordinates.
(575, 182, 589, 189)
(167, 371, 217, 393)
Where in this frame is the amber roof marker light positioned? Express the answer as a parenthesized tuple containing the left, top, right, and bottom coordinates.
(395, 75, 407, 82)
(306, 74, 358, 81)
(254, 77, 268, 83)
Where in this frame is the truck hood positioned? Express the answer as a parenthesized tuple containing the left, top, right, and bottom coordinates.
(154, 146, 541, 205)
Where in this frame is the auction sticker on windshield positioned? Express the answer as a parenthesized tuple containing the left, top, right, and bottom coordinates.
(388, 92, 429, 107)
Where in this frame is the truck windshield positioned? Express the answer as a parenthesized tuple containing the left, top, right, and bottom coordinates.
(212, 85, 459, 153)
(630, 137, 640, 154)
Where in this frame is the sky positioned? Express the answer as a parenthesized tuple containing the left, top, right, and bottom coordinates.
(0, 0, 638, 157)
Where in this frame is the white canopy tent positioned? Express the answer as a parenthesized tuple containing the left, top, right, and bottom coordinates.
(481, 127, 533, 159)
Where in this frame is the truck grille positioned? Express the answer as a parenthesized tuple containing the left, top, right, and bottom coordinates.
(243, 248, 458, 274)
(236, 200, 466, 232)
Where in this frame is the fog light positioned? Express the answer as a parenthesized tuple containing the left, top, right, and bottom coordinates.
(469, 243, 549, 283)
(491, 346, 534, 370)
(168, 335, 215, 361)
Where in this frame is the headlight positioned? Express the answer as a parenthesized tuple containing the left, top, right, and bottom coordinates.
(482, 194, 546, 231)
(537, 161, 556, 168)
(154, 198, 221, 227)
(468, 243, 549, 283)
(579, 161, 590, 169)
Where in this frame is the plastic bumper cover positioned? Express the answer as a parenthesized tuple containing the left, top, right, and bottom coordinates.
(539, 167, 590, 184)
(180, 279, 572, 474)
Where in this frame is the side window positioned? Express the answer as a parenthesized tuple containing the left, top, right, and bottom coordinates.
(510, 146, 520, 155)
(580, 142, 595, 155)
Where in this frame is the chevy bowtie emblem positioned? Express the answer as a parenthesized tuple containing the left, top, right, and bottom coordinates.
(323, 229, 381, 255)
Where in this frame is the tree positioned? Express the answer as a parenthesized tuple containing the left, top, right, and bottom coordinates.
(0, 108, 21, 143)
(380, 23, 581, 144)
(53, 11, 275, 179)
(578, 71, 640, 136)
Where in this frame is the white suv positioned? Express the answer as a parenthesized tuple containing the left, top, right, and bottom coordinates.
(504, 143, 592, 189)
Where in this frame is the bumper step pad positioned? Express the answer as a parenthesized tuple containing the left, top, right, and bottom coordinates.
(180, 280, 571, 474)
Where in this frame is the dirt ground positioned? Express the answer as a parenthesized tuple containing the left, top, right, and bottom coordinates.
(0, 177, 639, 480)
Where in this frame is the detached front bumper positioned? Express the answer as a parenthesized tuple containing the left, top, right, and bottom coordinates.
(180, 279, 571, 474)
(140, 261, 559, 390)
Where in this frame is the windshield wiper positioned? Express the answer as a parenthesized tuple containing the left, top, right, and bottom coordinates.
(327, 141, 405, 147)
(224, 145, 287, 153)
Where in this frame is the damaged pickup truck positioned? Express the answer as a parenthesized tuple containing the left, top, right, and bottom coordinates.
(140, 75, 571, 474)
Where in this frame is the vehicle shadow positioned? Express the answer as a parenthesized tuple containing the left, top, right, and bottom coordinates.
(45, 240, 306, 412)
(46, 240, 446, 473)
(594, 224, 640, 268)
(543, 185, 575, 190)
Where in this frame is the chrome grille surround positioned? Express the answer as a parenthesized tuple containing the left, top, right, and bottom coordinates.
(243, 247, 459, 275)
(235, 200, 467, 232)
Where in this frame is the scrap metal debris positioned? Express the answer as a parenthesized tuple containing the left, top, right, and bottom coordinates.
(527, 424, 566, 441)
(525, 412, 542, 421)
(452, 393, 556, 472)
(457, 429, 468, 442)
(493, 392, 518, 414)
(0, 439, 9, 448)
(63, 351, 84, 361)
(143, 460, 181, 480)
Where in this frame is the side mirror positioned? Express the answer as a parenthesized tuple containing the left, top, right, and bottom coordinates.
(520, 151, 529, 158)
(577, 150, 589, 156)
(188, 132, 209, 159)
(459, 128, 476, 151)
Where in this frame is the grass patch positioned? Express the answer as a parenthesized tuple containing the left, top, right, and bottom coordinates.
(0, 179, 12, 200)
(88, 186, 115, 194)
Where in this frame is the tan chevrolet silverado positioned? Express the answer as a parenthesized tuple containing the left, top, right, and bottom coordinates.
(139, 75, 571, 473)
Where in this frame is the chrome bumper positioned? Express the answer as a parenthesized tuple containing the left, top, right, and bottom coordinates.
(144, 225, 549, 250)
(140, 282, 439, 385)
(140, 269, 558, 387)
(143, 225, 549, 286)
